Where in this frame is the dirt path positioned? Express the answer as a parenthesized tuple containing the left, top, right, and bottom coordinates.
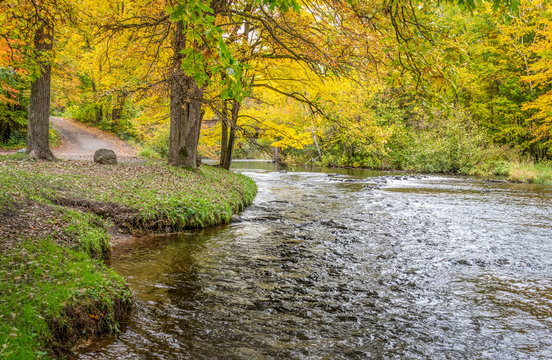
(51, 117, 139, 161)
(0, 117, 140, 161)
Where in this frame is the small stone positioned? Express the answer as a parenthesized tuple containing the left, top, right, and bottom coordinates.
(17, 148, 26, 153)
(231, 214, 243, 223)
(94, 149, 117, 165)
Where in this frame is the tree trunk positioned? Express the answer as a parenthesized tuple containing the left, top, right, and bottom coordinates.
(273, 146, 286, 171)
(312, 129, 321, 158)
(219, 99, 228, 168)
(27, 19, 55, 160)
(168, 21, 204, 169)
(220, 100, 239, 170)
(111, 90, 127, 130)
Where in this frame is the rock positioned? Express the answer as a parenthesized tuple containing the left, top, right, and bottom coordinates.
(484, 179, 509, 183)
(17, 148, 26, 153)
(363, 184, 380, 191)
(94, 149, 117, 165)
(456, 259, 471, 266)
(230, 214, 243, 223)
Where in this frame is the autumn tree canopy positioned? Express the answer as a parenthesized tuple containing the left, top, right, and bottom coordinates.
(2, 0, 551, 172)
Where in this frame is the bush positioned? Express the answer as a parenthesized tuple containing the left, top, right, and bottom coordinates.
(66, 98, 138, 141)
(140, 131, 169, 159)
(405, 110, 490, 173)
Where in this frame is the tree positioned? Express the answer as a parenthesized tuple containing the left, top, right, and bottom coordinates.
(0, 28, 27, 144)
(1, 0, 75, 159)
(26, 17, 55, 159)
(523, 15, 552, 156)
(167, 14, 206, 168)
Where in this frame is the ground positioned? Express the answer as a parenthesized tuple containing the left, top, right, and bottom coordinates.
(0, 122, 257, 359)
(0, 117, 139, 161)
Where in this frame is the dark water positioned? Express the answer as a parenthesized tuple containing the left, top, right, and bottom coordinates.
(82, 161, 552, 359)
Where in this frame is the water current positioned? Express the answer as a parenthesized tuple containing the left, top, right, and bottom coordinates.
(82, 161, 552, 359)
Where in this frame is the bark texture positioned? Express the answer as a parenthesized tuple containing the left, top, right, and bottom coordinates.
(27, 19, 55, 160)
(168, 21, 204, 168)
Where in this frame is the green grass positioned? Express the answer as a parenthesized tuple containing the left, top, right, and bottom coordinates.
(0, 240, 131, 359)
(0, 157, 257, 233)
(61, 209, 112, 258)
(0, 156, 257, 357)
(506, 161, 552, 185)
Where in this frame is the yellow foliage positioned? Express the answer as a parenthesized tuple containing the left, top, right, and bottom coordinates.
(522, 13, 552, 149)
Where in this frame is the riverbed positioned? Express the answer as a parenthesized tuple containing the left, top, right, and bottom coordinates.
(82, 161, 552, 359)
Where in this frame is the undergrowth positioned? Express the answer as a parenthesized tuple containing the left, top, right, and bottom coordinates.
(0, 128, 60, 150)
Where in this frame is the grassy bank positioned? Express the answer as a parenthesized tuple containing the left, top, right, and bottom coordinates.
(288, 150, 552, 185)
(285, 137, 552, 185)
(466, 160, 552, 185)
(0, 155, 257, 358)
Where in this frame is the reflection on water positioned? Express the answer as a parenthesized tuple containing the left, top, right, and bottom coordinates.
(82, 161, 552, 359)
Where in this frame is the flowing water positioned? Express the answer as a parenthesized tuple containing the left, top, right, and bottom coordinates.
(82, 161, 552, 359)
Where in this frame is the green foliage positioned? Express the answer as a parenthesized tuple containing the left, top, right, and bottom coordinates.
(61, 209, 111, 258)
(405, 112, 490, 173)
(1, 130, 26, 148)
(0, 67, 28, 145)
(139, 131, 169, 159)
(315, 93, 495, 174)
(67, 97, 139, 140)
(168, 0, 300, 102)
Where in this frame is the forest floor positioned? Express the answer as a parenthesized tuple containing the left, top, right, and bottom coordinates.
(0, 155, 257, 359)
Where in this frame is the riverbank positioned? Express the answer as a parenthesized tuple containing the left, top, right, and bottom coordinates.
(0, 154, 257, 359)
(470, 160, 552, 185)
(286, 155, 552, 185)
(82, 162, 552, 359)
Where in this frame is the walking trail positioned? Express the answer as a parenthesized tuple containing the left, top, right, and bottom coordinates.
(1, 117, 140, 161)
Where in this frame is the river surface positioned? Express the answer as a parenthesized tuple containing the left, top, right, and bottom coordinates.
(82, 161, 552, 359)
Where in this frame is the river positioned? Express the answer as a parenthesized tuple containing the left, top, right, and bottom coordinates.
(81, 161, 552, 359)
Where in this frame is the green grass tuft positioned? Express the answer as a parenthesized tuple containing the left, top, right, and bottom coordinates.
(0, 240, 131, 359)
